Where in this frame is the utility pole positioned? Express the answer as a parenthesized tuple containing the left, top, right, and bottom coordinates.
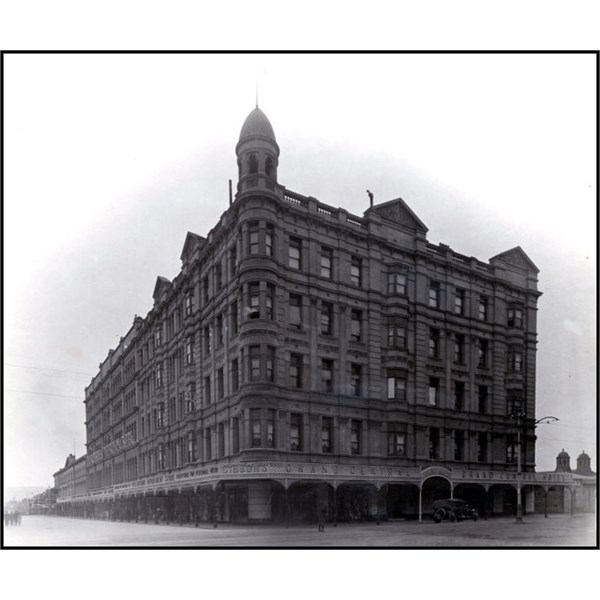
(515, 408, 524, 522)
(514, 412, 559, 523)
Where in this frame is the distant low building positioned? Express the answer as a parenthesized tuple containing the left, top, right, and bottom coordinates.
(30, 488, 57, 515)
(535, 450, 596, 514)
(53, 453, 87, 516)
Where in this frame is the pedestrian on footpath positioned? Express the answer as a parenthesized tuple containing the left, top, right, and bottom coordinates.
(318, 508, 326, 532)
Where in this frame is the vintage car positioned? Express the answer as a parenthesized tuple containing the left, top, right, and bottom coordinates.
(432, 498, 479, 523)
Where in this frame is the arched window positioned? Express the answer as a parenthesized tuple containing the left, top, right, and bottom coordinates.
(248, 153, 258, 174)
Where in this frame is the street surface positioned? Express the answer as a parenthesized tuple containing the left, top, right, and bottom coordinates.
(3, 513, 596, 547)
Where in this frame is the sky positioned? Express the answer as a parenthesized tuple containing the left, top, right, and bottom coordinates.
(4, 52, 597, 490)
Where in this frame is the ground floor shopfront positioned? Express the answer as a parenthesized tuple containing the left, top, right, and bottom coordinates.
(55, 462, 577, 525)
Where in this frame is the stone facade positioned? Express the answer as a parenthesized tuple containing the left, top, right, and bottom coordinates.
(76, 106, 545, 522)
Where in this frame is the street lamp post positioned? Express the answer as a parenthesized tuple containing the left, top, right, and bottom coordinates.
(514, 413, 559, 523)
(515, 409, 524, 522)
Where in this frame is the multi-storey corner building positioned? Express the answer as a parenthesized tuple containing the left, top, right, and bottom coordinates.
(64, 106, 568, 524)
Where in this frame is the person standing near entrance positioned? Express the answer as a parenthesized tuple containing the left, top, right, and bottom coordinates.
(318, 507, 326, 532)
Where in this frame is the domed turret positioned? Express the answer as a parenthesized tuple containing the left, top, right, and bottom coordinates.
(235, 106, 280, 193)
(238, 107, 277, 145)
(575, 451, 594, 476)
(555, 449, 571, 473)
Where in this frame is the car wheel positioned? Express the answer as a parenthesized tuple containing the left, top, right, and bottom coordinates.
(433, 508, 445, 523)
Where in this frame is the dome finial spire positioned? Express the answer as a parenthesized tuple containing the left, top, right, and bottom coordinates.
(255, 82, 259, 108)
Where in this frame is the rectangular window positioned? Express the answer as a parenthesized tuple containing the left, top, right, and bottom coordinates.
(229, 244, 238, 275)
(507, 305, 523, 328)
(267, 409, 275, 448)
(217, 368, 224, 399)
(506, 391, 522, 418)
(204, 375, 211, 405)
(428, 328, 440, 358)
(454, 333, 465, 363)
(266, 346, 275, 382)
(320, 302, 333, 335)
(157, 402, 165, 428)
(202, 275, 210, 305)
(290, 413, 302, 451)
(265, 224, 274, 257)
(322, 359, 334, 392)
(230, 301, 239, 336)
(187, 432, 196, 463)
(429, 281, 440, 308)
(454, 381, 465, 411)
(248, 283, 260, 319)
(387, 425, 406, 457)
(321, 417, 333, 453)
(321, 247, 333, 279)
(175, 306, 183, 332)
(350, 420, 361, 455)
(178, 391, 185, 419)
(203, 325, 211, 354)
(231, 358, 239, 392)
(167, 354, 176, 382)
(266, 283, 275, 320)
(290, 353, 303, 389)
(205, 428, 212, 460)
(249, 222, 259, 255)
(477, 339, 489, 368)
(478, 385, 488, 414)
(350, 256, 362, 286)
(155, 325, 163, 347)
(187, 382, 196, 413)
(388, 320, 407, 349)
(250, 408, 261, 448)
(155, 363, 163, 389)
(350, 309, 362, 342)
(387, 374, 407, 400)
(167, 313, 175, 340)
(506, 434, 516, 463)
(218, 423, 225, 458)
(215, 261, 223, 291)
(216, 313, 224, 347)
(249, 345, 261, 381)
(289, 293, 302, 328)
(477, 432, 487, 463)
(478, 296, 488, 321)
(350, 363, 362, 396)
(455, 288, 465, 315)
(429, 427, 440, 460)
(428, 377, 439, 406)
(454, 430, 465, 461)
(232, 418, 240, 454)
(185, 336, 194, 365)
(289, 237, 302, 270)
(158, 443, 166, 469)
(388, 270, 407, 295)
(509, 349, 523, 372)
